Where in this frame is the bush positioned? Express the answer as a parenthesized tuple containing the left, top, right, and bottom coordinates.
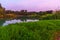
(41, 12, 60, 20)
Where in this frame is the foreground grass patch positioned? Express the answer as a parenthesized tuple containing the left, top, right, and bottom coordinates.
(0, 20, 60, 40)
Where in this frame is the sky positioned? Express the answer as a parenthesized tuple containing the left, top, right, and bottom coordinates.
(0, 0, 60, 11)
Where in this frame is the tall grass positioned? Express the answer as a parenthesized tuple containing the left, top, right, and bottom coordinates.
(0, 20, 60, 40)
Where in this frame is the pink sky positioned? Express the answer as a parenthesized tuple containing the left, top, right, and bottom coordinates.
(0, 0, 60, 11)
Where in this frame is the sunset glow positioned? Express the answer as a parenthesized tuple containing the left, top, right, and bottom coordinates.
(0, 0, 59, 11)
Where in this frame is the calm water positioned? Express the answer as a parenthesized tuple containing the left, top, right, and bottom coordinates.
(0, 19, 39, 26)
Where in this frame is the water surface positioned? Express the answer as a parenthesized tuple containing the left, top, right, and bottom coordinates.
(2, 19, 39, 26)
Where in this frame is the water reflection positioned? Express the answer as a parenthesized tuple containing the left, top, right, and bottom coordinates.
(0, 19, 6, 26)
(3, 19, 39, 26)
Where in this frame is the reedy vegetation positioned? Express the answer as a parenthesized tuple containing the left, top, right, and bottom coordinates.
(0, 20, 60, 40)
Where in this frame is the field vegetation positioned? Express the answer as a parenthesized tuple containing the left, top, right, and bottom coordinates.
(0, 20, 60, 40)
(0, 4, 60, 40)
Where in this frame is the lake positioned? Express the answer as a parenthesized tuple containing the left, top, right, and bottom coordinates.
(0, 19, 39, 26)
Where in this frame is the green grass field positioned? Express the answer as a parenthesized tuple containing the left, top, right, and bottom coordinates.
(0, 20, 60, 40)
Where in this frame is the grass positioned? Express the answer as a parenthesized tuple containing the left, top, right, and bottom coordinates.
(0, 20, 60, 40)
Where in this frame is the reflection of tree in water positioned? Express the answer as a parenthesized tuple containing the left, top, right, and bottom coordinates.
(20, 16, 27, 22)
(0, 19, 6, 26)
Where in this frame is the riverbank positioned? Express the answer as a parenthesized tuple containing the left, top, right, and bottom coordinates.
(0, 20, 60, 40)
